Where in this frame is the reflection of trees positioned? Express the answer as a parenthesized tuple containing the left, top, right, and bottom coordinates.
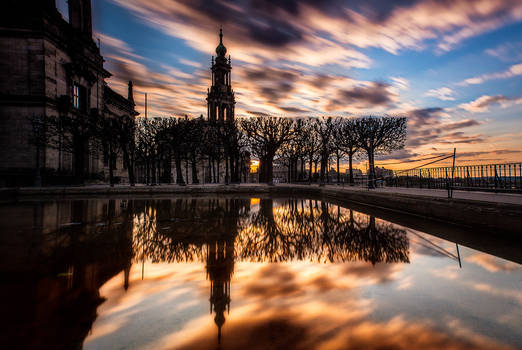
(130, 198, 409, 265)
(131, 198, 250, 263)
(235, 199, 409, 264)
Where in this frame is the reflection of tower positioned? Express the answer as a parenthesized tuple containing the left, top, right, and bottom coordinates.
(206, 239, 235, 344)
(207, 27, 235, 123)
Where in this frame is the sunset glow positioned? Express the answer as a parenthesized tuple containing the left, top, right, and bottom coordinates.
(79, 0, 522, 168)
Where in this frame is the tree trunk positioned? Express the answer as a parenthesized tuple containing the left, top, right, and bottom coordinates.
(348, 152, 354, 185)
(108, 152, 115, 187)
(175, 153, 185, 185)
(163, 155, 171, 184)
(210, 158, 216, 183)
(225, 155, 229, 185)
(336, 154, 340, 184)
(191, 155, 199, 184)
(320, 153, 327, 186)
(208, 156, 212, 183)
(367, 146, 375, 189)
(216, 159, 220, 183)
(122, 148, 135, 186)
(185, 159, 189, 183)
(308, 154, 313, 183)
(145, 158, 150, 185)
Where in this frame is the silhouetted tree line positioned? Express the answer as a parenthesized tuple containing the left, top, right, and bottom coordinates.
(241, 116, 406, 187)
(29, 114, 405, 187)
(134, 116, 249, 185)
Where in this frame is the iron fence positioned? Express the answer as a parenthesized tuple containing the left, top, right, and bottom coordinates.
(386, 163, 522, 192)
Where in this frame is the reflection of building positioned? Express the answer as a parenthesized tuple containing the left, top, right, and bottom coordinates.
(0, 199, 134, 349)
(0, 0, 137, 186)
(207, 240, 234, 343)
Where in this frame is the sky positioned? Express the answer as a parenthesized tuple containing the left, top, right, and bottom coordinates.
(59, 0, 522, 168)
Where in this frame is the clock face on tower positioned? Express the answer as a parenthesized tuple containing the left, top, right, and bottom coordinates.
(207, 27, 235, 123)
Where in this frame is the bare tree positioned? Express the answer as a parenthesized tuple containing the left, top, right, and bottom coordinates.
(94, 116, 122, 186)
(135, 118, 162, 185)
(354, 116, 407, 189)
(301, 118, 320, 182)
(167, 118, 189, 185)
(240, 116, 294, 184)
(337, 118, 360, 185)
(313, 117, 335, 186)
(43, 111, 98, 183)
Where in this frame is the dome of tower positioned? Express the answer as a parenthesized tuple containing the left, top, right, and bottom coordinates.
(216, 28, 227, 57)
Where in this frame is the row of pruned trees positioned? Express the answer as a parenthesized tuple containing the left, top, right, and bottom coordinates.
(134, 116, 249, 185)
(30, 113, 406, 187)
(240, 116, 407, 187)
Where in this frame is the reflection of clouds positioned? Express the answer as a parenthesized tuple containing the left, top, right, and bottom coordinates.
(466, 253, 521, 273)
(242, 265, 303, 300)
(84, 263, 208, 350)
(342, 261, 402, 284)
(431, 265, 460, 280)
(80, 198, 521, 350)
(471, 283, 522, 305)
(170, 299, 515, 350)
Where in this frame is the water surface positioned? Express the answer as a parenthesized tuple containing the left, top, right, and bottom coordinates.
(1, 197, 520, 350)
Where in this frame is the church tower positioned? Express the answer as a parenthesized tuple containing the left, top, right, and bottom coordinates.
(207, 28, 235, 123)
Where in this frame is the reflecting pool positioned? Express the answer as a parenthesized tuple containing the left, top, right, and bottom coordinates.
(1, 197, 521, 349)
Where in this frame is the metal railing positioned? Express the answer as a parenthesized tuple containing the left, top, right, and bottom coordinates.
(386, 163, 522, 192)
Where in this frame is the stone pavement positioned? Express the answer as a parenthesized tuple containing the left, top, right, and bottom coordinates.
(324, 185, 522, 205)
(5, 182, 522, 205)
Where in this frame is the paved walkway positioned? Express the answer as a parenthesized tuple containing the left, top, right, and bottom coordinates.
(324, 184, 522, 205)
(5, 183, 522, 205)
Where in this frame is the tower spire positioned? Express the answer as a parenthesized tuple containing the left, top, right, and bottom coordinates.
(216, 26, 227, 57)
(208, 26, 235, 122)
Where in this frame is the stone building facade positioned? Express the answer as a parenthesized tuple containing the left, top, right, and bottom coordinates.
(0, 0, 137, 186)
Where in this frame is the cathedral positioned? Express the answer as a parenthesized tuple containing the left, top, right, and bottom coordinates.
(0, 0, 137, 186)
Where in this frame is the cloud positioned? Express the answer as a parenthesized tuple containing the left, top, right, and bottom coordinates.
(485, 42, 522, 62)
(390, 76, 409, 90)
(111, 0, 522, 68)
(457, 63, 522, 86)
(443, 119, 482, 130)
(404, 107, 486, 148)
(103, 52, 209, 116)
(327, 82, 396, 111)
(95, 32, 144, 60)
(425, 87, 456, 101)
(307, 0, 522, 54)
(457, 94, 522, 113)
(178, 58, 202, 68)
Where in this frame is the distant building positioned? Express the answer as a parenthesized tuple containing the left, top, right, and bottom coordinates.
(373, 166, 394, 179)
(0, 0, 137, 186)
(346, 168, 363, 177)
(272, 162, 288, 183)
